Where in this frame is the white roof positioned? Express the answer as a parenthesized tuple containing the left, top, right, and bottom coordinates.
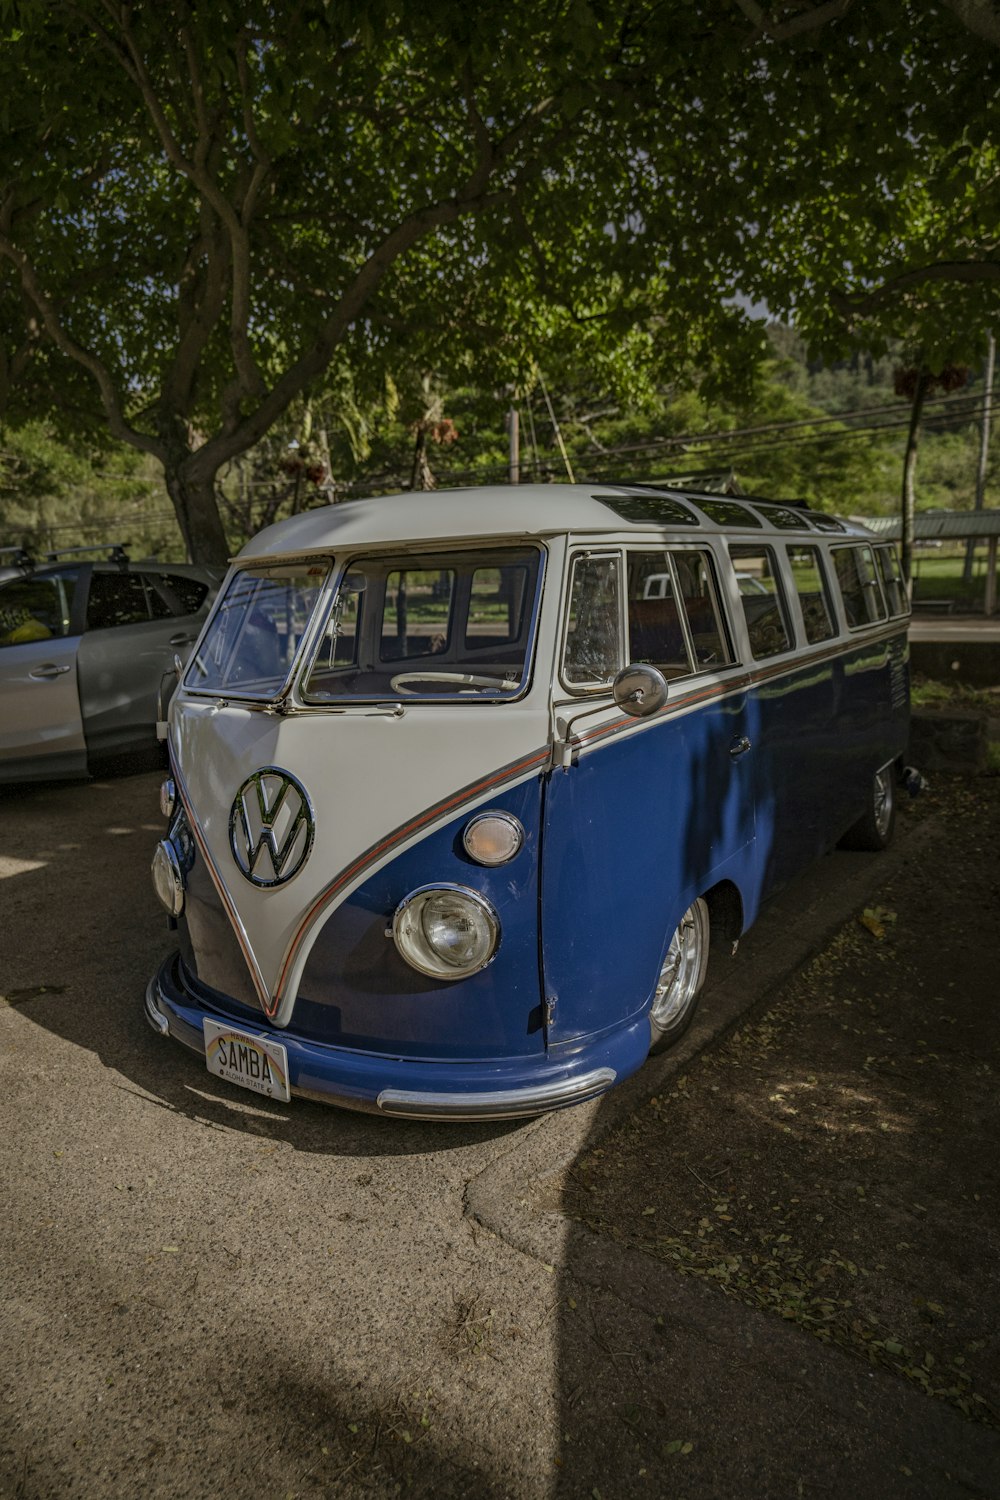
(235, 484, 871, 561)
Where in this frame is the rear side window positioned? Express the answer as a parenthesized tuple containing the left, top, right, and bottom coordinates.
(86, 571, 172, 628)
(833, 546, 888, 628)
(785, 545, 836, 645)
(877, 546, 908, 617)
(563, 555, 622, 687)
(158, 573, 209, 615)
(728, 545, 792, 659)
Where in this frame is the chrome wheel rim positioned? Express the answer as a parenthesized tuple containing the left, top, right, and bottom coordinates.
(874, 766, 893, 838)
(651, 902, 705, 1030)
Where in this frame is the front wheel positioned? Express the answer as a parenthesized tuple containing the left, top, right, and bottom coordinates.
(839, 762, 896, 852)
(648, 897, 710, 1054)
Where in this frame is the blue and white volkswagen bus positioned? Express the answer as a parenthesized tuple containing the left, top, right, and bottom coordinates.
(146, 485, 910, 1118)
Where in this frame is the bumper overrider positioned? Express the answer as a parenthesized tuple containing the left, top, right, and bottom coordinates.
(145, 952, 645, 1121)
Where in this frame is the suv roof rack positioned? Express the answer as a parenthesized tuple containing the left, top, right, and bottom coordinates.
(0, 546, 35, 569)
(44, 542, 131, 570)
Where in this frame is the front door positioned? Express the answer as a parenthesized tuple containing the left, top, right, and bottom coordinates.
(0, 569, 86, 781)
(541, 543, 757, 1047)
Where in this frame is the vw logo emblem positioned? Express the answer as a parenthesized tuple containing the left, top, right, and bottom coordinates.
(229, 767, 315, 888)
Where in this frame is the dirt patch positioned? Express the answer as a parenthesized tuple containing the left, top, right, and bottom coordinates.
(549, 774, 1000, 1430)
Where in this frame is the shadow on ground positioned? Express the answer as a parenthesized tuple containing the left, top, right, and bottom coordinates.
(0, 768, 520, 1162)
(544, 776, 1000, 1499)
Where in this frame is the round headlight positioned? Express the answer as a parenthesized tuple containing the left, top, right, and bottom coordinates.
(151, 839, 185, 917)
(392, 885, 499, 981)
(462, 811, 524, 866)
(160, 777, 177, 820)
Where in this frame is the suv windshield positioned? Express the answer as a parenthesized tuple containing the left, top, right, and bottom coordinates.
(303, 547, 542, 701)
(186, 563, 328, 697)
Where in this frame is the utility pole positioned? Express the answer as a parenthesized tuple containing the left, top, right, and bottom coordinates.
(964, 330, 995, 586)
(507, 407, 520, 485)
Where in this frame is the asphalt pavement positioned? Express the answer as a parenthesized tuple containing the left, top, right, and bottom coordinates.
(1, 768, 997, 1499)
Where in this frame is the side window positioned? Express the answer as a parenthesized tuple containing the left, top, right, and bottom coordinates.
(158, 573, 209, 615)
(86, 572, 155, 629)
(785, 545, 837, 645)
(626, 552, 692, 677)
(625, 549, 734, 677)
(877, 546, 908, 617)
(563, 555, 622, 688)
(381, 569, 454, 660)
(673, 551, 734, 669)
(728, 545, 792, 659)
(833, 546, 888, 628)
(0, 571, 78, 646)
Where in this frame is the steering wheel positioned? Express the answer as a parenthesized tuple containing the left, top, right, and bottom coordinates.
(389, 671, 517, 695)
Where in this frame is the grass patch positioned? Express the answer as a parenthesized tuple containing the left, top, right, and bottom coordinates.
(910, 549, 995, 606)
(910, 674, 1000, 715)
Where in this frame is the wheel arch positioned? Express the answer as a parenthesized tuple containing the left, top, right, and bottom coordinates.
(702, 878, 745, 949)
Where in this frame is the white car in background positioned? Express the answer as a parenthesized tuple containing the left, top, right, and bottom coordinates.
(0, 544, 221, 783)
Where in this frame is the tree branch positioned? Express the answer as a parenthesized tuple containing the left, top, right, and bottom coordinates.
(939, 0, 1000, 49)
(109, 3, 267, 404)
(0, 226, 162, 459)
(832, 258, 1000, 320)
(732, 0, 856, 41)
(190, 183, 514, 478)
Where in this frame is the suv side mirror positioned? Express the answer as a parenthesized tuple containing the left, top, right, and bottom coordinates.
(613, 663, 669, 718)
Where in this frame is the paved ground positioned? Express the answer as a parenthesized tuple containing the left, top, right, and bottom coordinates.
(908, 614, 1000, 642)
(2, 768, 998, 1499)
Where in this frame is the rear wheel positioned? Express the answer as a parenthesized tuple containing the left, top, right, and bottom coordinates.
(648, 897, 710, 1054)
(839, 763, 896, 852)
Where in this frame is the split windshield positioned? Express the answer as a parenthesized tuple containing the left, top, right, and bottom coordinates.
(184, 547, 543, 703)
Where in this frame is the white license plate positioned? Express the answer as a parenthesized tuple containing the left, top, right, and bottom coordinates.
(203, 1020, 291, 1103)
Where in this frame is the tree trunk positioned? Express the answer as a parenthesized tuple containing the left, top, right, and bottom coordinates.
(901, 369, 931, 598)
(963, 329, 995, 585)
(163, 461, 231, 565)
(410, 426, 435, 491)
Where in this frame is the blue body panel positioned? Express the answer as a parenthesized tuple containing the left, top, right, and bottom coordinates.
(294, 777, 545, 1059)
(541, 685, 756, 1047)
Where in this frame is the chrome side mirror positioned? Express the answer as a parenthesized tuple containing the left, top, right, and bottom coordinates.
(613, 663, 669, 718)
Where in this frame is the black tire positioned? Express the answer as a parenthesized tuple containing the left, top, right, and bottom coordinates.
(648, 897, 710, 1054)
(839, 763, 896, 852)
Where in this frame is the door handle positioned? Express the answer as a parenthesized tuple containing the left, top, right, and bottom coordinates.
(169, 633, 193, 648)
(729, 735, 752, 759)
(29, 663, 71, 680)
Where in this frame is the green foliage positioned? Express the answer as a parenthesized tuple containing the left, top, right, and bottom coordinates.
(733, 3, 1000, 365)
(2, 1, 1000, 560)
(0, 421, 181, 557)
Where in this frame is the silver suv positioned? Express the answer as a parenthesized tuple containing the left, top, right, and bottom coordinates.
(0, 544, 221, 783)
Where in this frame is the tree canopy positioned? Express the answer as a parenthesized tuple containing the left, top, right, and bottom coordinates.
(0, 0, 773, 559)
(1, 2, 999, 561)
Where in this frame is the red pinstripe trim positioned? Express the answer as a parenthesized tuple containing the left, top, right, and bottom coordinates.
(572, 623, 906, 753)
(574, 676, 746, 750)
